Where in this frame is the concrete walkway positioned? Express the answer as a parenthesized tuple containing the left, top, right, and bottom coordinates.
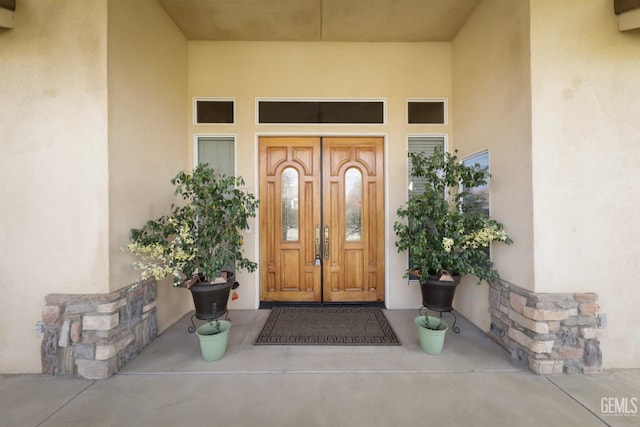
(2, 310, 638, 426)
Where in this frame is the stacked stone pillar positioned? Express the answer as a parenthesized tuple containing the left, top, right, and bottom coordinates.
(489, 279, 604, 375)
(41, 280, 158, 379)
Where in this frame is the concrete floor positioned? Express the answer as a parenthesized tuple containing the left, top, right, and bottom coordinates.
(2, 310, 638, 427)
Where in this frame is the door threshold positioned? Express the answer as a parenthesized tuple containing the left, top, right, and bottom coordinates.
(259, 301, 386, 309)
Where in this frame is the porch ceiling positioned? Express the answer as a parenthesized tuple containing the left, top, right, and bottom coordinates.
(158, 0, 482, 42)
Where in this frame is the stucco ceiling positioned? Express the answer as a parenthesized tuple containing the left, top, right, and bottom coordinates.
(158, 0, 482, 42)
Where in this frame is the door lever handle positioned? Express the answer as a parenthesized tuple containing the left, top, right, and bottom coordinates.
(324, 225, 330, 260)
(315, 225, 321, 264)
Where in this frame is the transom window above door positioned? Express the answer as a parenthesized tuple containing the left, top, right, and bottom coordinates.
(256, 99, 386, 124)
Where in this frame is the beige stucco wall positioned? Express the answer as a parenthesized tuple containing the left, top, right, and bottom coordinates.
(0, 0, 109, 373)
(530, 0, 640, 368)
(188, 41, 452, 309)
(0, 0, 189, 374)
(107, 0, 191, 333)
(452, 0, 640, 368)
(451, 0, 534, 330)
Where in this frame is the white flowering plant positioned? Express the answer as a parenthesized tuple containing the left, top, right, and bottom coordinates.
(127, 164, 258, 287)
(394, 146, 512, 284)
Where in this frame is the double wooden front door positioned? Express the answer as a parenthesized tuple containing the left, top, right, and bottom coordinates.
(259, 136, 384, 303)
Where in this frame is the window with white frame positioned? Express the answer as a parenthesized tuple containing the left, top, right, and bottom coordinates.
(196, 135, 236, 275)
(194, 98, 235, 124)
(407, 136, 445, 276)
(407, 99, 447, 125)
(196, 136, 235, 177)
(407, 136, 445, 195)
(257, 99, 385, 124)
(462, 150, 490, 217)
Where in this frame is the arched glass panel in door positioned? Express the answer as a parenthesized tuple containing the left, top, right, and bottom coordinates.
(281, 167, 299, 241)
(345, 168, 362, 241)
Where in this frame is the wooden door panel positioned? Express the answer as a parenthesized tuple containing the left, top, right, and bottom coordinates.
(259, 137, 321, 302)
(322, 137, 384, 302)
(344, 250, 364, 290)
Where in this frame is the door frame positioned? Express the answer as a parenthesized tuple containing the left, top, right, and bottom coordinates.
(253, 132, 389, 308)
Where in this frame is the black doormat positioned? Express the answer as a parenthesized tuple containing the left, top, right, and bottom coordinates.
(254, 306, 400, 346)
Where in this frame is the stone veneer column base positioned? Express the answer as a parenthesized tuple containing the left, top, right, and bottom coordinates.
(489, 279, 604, 375)
(41, 280, 158, 379)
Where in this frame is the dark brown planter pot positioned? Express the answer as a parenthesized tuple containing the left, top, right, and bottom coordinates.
(419, 274, 462, 312)
(188, 271, 235, 320)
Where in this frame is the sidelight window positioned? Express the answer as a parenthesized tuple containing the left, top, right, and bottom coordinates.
(196, 135, 235, 176)
(407, 135, 446, 279)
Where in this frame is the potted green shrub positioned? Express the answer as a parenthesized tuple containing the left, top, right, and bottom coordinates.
(127, 164, 258, 359)
(394, 147, 512, 326)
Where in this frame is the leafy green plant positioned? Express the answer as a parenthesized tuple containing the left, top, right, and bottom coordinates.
(127, 164, 258, 287)
(424, 315, 447, 331)
(394, 146, 512, 284)
(202, 320, 222, 335)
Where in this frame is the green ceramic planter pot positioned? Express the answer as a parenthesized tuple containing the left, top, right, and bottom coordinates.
(415, 316, 448, 355)
(196, 320, 231, 361)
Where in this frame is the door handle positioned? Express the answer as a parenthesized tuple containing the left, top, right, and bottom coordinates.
(315, 225, 321, 264)
(324, 225, 330, 260)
